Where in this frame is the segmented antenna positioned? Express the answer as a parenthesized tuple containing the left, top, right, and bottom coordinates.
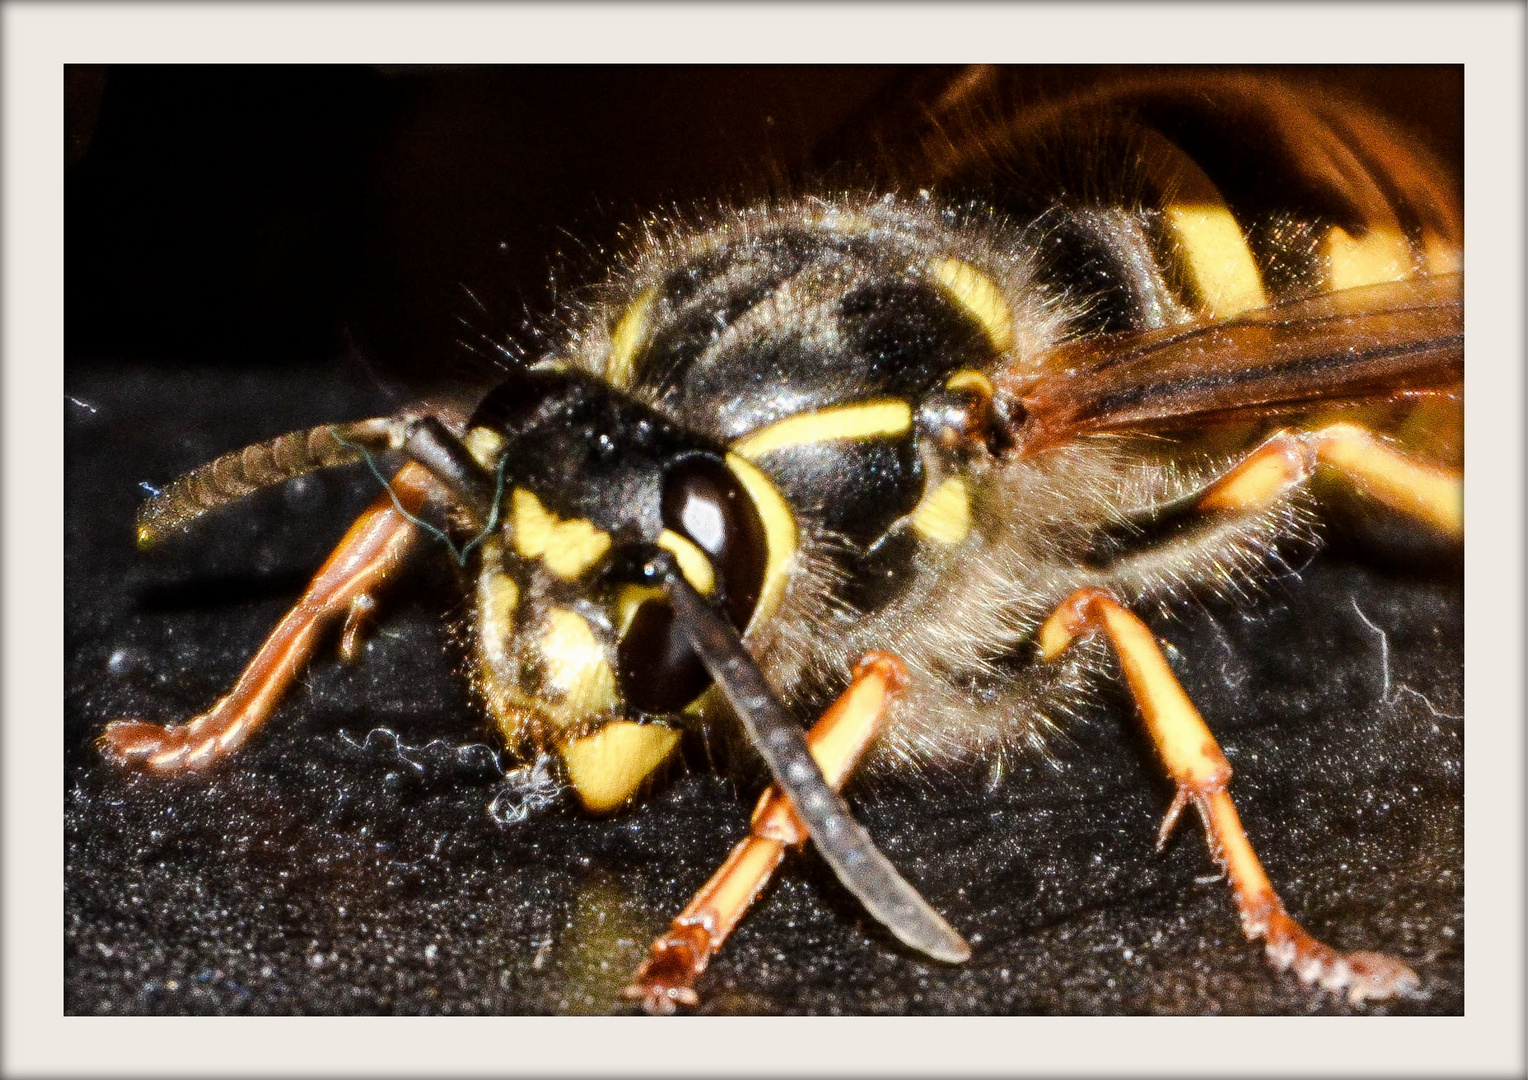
(639, 548, 971, 966)
(135, 416, 410, 548)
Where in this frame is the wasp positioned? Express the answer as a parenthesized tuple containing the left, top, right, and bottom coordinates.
(87, 68, 1461, 1014)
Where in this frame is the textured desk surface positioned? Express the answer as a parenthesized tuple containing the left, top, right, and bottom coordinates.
(65, 362, 1462, 1016)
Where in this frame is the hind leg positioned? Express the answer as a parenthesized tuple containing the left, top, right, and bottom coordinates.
(1198, 421, 1461, 538)
(1039, 588, 1420, 1004)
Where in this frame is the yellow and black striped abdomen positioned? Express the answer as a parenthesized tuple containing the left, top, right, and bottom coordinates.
(914, 73, 1461, 339)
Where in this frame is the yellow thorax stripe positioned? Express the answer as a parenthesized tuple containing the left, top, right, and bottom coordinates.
(945, 369, 994, 397)
(933, 258, 1014, 352)
(910, 475, 972, 546)
(606, 287, 656, 389)
(731, 399, 913, 462)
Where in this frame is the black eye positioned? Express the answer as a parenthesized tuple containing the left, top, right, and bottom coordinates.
(615, 455, 769, 713)
(616, 600, 711, 714)
(660, 455, 767, 630)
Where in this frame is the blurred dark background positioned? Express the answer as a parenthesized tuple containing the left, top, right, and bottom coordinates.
(66, 65, 1461, 390)
(65, 66, 1462, 1018)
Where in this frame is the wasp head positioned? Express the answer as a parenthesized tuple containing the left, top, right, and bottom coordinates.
(458, 366, 770, 810)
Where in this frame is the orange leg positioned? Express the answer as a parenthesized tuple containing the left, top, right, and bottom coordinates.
(1197, 421, 1461, 537)
(1039, 588, 1420, 1005)
(100, 462, 440, 774)
(624, 652, 909, 1015)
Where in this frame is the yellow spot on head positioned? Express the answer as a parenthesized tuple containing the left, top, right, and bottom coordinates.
(541, 607, 620, 722)
(934, 258, 1014, 352)
(731, 399, 912, 462)
(512, 488, 612, 580)
(1165, 203, 1266, 317)
(607, 288, 655, 388)
(615, 584, 666, 637)
(724, 454, 798, 631)
(463, 426, 505, 470)
(477, 569, 519, 646)
(561, 721, 681, 814)
(1326, 224, 1412, 291)
(657, 529, 715, 595)
(910, 475, 971, 545)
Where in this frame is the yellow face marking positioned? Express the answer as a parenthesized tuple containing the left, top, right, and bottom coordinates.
(606, 288, 656, 389)
(475, 550, 519, 669)
(1326, 224, 1412, 290)
(909, 475, 972, 546)
(560, 721, 681, 814)
(944, 369, 994, 398)
(657, 529, 715, 595)
(540, 607, 620, 723)
(511, 488, 612, 580)
(933, 258, 1014, 352)
(463, 426, 505, 470)
(731, 400, 913, 462)
(615, 584, 666, 637)
(724, 453, 798, 631)
(1164, 203, 1267, 318)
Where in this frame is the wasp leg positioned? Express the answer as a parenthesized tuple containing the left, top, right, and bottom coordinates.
(1197, 422, 1461, 538)
(1039, 588, 1420, 1005)
(624, 652, 909, 1015)
(100, 462, 439, 774)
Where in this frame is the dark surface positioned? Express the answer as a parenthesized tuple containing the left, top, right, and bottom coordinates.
(64, 65, 1462, 1017)
(64, 362, 1462, 1016)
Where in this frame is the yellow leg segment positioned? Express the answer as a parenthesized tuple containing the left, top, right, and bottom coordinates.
(1196, 422, 1461, 538)
(1039, 588, 1420, 1005)
(623, 652, 909, 1015)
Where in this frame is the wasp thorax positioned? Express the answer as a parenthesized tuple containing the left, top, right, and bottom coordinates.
(462, 204, 1041, 803)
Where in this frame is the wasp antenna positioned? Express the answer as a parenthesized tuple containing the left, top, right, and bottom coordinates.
(634, 547, 971, 965)
(135, 416, 409, 548)
(398, 416, 500, 524)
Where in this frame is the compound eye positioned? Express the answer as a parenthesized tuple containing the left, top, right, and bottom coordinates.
(614, 455, 769, 715)
(659, 455, 767, 631)
(616, 599, 711, 714)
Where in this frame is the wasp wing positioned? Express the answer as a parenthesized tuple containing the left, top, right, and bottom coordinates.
(1005, 273, 1462, 453)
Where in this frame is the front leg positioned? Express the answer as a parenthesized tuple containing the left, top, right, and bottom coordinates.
(625, 652, 910, 1015)
(1039, 587, 1420, 1005)
(100, 462, 438, 774)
